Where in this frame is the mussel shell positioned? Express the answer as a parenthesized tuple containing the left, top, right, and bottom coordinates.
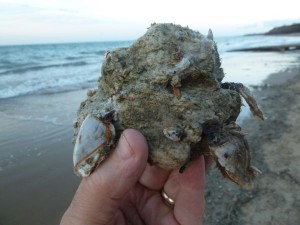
(211, 135, 260, 189)
(73, 114, 115, 177)
(202, 120, 261, 188)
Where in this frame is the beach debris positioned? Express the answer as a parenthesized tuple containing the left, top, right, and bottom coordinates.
(73, 23, 263, 188)
(73, 111, 115, 177)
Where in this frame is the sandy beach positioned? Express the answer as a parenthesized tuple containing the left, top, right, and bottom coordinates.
(0, 51, 300, 225)
(204, 60, 300, 224)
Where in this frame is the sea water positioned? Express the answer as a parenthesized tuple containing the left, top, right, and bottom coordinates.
(0, 41, 132, 99)
(0, 35, 299, 99)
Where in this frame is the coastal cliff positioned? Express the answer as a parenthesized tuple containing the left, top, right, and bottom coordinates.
(265, 23, 300, 35)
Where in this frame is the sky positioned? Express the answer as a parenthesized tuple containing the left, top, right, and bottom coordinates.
(0, 0, 299, 45)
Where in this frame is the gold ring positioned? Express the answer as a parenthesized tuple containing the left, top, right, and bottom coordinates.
(161, 189, 175, 208)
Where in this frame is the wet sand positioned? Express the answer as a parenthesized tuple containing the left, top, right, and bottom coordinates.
(0, 53, 300, 225)
(0, 91, 86, 225)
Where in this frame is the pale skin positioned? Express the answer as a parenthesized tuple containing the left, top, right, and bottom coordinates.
(61, 129, 212, 225)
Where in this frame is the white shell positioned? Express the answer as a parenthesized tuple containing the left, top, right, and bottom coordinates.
(163, 127, 182, 142)
(73, 114, 115, 177)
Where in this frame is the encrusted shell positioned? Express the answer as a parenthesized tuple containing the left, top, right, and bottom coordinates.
(73, 114, 115, 177)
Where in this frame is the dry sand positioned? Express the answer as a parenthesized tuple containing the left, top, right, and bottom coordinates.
(204, 64, 300, 224)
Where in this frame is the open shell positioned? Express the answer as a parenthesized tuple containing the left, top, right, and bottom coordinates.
(202, 120, 261, 188)
(73, 114, 115, 177)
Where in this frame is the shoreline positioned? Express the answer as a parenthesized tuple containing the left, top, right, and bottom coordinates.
(229, 43, 300, 52)
(204, 60, 300, 224)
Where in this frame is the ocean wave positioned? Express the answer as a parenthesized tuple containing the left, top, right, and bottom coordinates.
(0, 59, 18, 68)
(0, 77, 97, 99)
(0, 41, 134, 99)
(0, 60, 37, 72)
(80, 50, 106, 55)
(0, 61, 88, 76)
(65, 56, 83, 60)
(0, 111, 63, 125)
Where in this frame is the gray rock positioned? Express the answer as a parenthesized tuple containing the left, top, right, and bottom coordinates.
(74, 23, 241, 170)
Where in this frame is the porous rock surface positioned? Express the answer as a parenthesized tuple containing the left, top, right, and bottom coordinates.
(74, 23, 241, 169)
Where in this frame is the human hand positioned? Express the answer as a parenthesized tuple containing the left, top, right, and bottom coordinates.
(61, 129, 210, 225)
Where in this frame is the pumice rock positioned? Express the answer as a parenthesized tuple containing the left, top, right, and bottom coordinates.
(73, 23, 263, 188)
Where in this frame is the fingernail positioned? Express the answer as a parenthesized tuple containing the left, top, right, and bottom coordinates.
(118, 133, 134, 160)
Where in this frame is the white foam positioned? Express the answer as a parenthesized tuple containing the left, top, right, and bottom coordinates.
(0, 111, 62, 125)
(0, 70, 99, 99)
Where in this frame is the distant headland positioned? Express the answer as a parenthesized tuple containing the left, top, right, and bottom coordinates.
(229, 23, 300, 52)
(245, 23, 300, 36)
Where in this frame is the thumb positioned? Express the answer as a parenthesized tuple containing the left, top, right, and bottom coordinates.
(61, 129, 148, 225)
